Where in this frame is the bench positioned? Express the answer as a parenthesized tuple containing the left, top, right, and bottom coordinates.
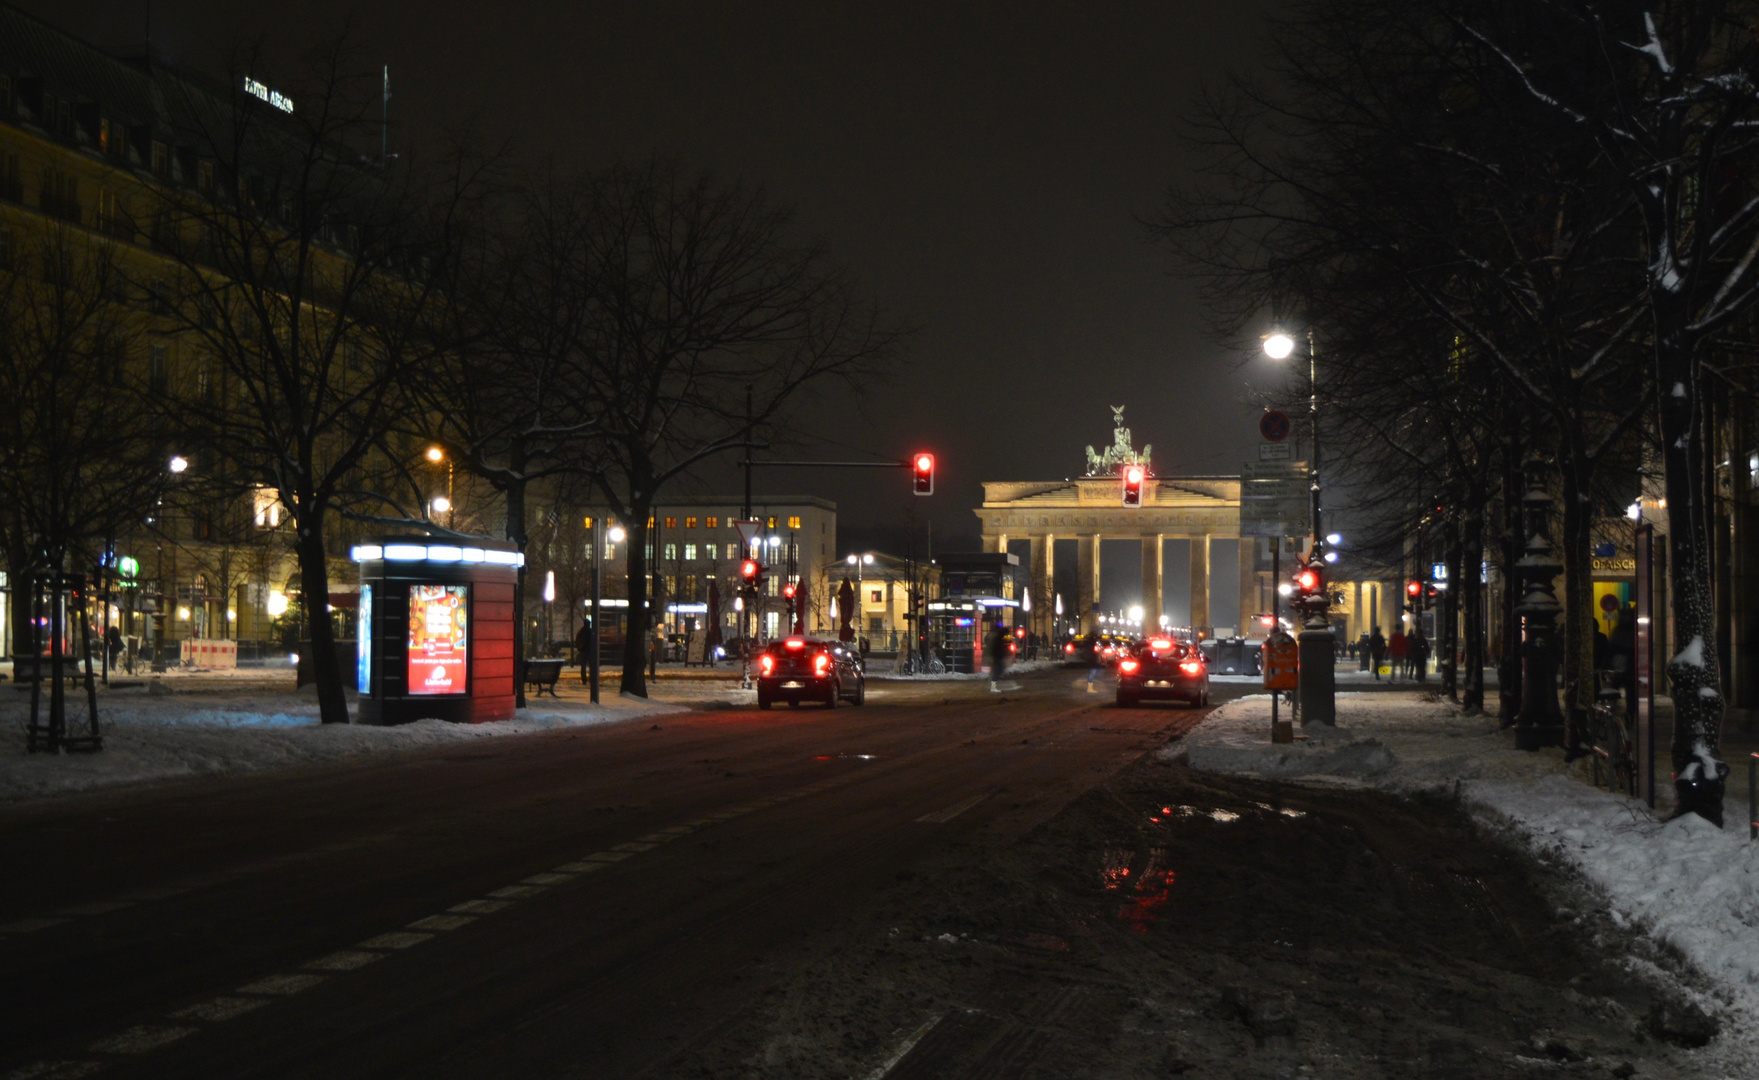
(523, 658, 565, 697)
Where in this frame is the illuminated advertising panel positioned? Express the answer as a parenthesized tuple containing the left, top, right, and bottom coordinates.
(357, 584, 372, 691)
(408, 584, 468, 695)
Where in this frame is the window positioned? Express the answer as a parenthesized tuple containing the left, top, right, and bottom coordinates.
(42, 169, 79, 221)
(684, 517, 697, 529)
(664, 543, 676, 561)
(604, 540, 617, 559)
(647, 517, 655, 528)
(726, 543, 737, 560)
(582, 516, 594, 528)
(871, 590, 882, 603)
(1, 153, 18, 201)
(152, 141, 169, 173)
(0, 75, 10, 114)
(198, 161, 214, 192)
(253, 486, 282, 528)
(788, 516, 801, 530)
(148, 346, 167, 393)
(98, 117, 110, 153)
(766, 577, 778, 596)
(767, 516, 777, 528)
(683, 544, 697, 561)
(706, 516, 718, 529)
(96, 189, 116, 230)
(664, 516, 676, 529)
(0, 226, 10, 271)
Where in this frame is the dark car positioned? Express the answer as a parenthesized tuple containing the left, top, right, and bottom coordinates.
(1199, 636, 1263, 676)
(757, 636, 866, 709)
(1116, 636, 1210, 708)
(1062, 633, 1132, 667)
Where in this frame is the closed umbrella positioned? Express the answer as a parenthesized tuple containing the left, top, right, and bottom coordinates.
(706, 579, 722, 652)
(837, 577, 856, 642)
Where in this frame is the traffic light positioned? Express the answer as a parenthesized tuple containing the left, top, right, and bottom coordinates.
(1122, 464, 1145, 507)
(913, 453, 935, 495)
(1295, 565, 1323, 599)
(781, 582, 796, 600)
(740, 558, 764, 591)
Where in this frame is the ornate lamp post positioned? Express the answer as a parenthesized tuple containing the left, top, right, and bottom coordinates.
(1265, 329, 1335, 725)
(1513, 459, 1566, 749)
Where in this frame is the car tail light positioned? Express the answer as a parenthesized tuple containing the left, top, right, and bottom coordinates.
(1065, 643, 1074, 654)
(1149, 638, 1172, 651)
(1119, 658, 1140, 674)
(814, 652, 830, 674)
(760, 655, 774, 675)
(1008, 642, 1017, 654)
(1180, 660, 1203, 676)
(784, 638, 805, 650)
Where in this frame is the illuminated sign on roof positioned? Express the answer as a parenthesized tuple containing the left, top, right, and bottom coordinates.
(243, 77, 294, 113)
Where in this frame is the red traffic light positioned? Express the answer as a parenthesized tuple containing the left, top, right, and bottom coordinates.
(912, 453, 935, 495)
(782, 582, 797, 600)
(1406, 580, 1422, 597)
(1122, 464, 1145, 507)
(740, 558, 762, 582)
(1296, 567, 1322, 594)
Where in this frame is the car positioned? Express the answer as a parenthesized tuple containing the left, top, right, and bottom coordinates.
(756, 636, 865, 709)
(1116, 636, 1210, 708)
(1199, 636, 1263, 676)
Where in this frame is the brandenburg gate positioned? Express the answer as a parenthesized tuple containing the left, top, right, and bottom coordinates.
(974, 408, 1260, 636)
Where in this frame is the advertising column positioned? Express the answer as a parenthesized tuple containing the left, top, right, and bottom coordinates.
(409, 584, 469, 695)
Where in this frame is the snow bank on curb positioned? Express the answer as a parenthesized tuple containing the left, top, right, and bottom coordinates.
(0, 691, 679, 801)
(1167, 691, 1759, 1070)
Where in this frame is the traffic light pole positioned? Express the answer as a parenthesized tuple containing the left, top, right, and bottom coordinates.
(1297, 328, 1336, 726)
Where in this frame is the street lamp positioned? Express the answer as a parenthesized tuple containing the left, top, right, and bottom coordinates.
(1265, 326, 1333, 724)
(426, 446, 454, 528)
(587, 519, 626, 704)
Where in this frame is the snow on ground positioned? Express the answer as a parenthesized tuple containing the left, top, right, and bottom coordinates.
(869, 658, 1063, 681)
(0, 685, 680, 802)
(1169, 691, 1759, 1075)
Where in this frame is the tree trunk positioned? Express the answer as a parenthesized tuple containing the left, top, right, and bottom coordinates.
(295, 507, 348, 725)
(1656, 321, 1727, 823)
(620, 502, 651, 698)
(5, 515, 32, 663)
(506, 443, 529, 710)
(1443, 502, 1462, 701)
(1498, 430, 1524, 726)
(1559, 444, 1596, 756)
(1461, 492, 1486, 714)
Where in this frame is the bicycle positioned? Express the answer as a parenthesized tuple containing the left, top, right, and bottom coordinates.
(1589, 697, 1636, 797)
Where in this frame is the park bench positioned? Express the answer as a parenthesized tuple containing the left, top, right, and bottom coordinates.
(524, 657, 565, 697)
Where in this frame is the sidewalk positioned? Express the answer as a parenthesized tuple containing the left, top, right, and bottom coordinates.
(1168, 690, 1759, 1074)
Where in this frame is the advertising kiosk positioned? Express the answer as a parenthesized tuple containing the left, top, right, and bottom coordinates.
(351, 536, 523, 725)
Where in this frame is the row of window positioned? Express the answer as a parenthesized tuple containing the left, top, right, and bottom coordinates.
(586, 514, 810, 531)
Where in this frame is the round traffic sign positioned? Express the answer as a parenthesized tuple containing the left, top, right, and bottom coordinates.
(1260, 410, 1291, 442)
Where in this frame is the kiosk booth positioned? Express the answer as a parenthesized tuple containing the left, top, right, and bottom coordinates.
(351, 536, 523, 725)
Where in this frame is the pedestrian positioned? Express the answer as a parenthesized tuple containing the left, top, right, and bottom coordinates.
(1387, 626, 1409, 682)
(985, 620, 1008, 691)
(105, 624, 124, 670)
(1085, 634, 1103, 692)
(1369, 626, 1387, 682)
(1411, 629, 1430, 682)
(1356, 633, 1370, 671)
(575, 619, 594, 684)
(1608, 605, 1637, 714)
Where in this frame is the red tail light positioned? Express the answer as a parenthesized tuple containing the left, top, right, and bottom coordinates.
(1008, 642, 1017, 654)
(1179, 660, 1203, 676)
(1064, 643, 1074, 654)
(1119, 658, 1140, 674)
(814, 652, 830, 674)
(1149, 638, 1172, 651)
(760, 655, 774, 675)
(784, 638, 805, 650)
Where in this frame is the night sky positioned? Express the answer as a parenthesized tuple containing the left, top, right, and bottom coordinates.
(28, 0, 1294, 553)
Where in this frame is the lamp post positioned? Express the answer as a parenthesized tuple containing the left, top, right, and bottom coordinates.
(846, 552, 873, 644)
(1265, 328, 1335, 724)
(589, 520, 625, 704)
(426, 446, 454, 529)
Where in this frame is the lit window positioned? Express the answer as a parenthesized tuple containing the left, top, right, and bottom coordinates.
(767, 516, 777, 528)
(685, 517, 697, 529)
(788, 516, 800, 529)
(198, 161, 214, 192)
(647, 517, 655, 528)
(664, 543, 676, 560)
(252, 486, 282, 528)
(1749, 453, 1758, 490)
(98, 117, 110, 153)
(726, 543, 737, 560)
(871, 590, 882, 603)
(706, 516, 718, 529)
(684, 544, 697, 561)
(664, 516, 676, 529)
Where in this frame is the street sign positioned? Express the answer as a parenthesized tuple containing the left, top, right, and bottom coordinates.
(1259, 410, 1291, 442)
(1240, 460, 1309, 538)
(1258, 442, 1293, 462)
(731, 519, 764, 549)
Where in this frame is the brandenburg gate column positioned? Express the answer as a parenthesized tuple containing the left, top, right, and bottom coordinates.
(1238, 536, 1259, 629)
(1029, 535, 1053, 635)
(1077, 534, 1100, 633)
(1141, 535, 1163, 630)
(1189, 535, 1211, 633)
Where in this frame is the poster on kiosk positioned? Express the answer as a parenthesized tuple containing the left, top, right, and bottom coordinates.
(408, 584, 469, 694)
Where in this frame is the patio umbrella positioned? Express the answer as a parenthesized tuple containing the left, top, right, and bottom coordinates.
(837, 577, 856, 642)
(706, 579, 722, 650)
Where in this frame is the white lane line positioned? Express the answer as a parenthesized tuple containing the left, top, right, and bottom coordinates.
(521, 872, 575, 885)
(170, 996, 269, 1022)
(4, 1060, 105, 1079)
(238, 973, 326, 995)
(55, 902, 136, 917)
(487, 885, 545, 900)
(449, 899, 514, 914)
(407, 914, 476, 931)
(552, 861, 607, 873)
(304, 950, 383, 972)
(0, 917, 69, 933)
(916, 793, 987, 824)
(359, 931, 433, 949)
(88, 1025, 198, 1054)
(611, 842, 657, 853)
(582, 851, 631, 863)
(861, 1013, 946, 1080)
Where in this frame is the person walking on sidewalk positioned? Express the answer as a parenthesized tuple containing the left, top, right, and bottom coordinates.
(1411, 629, 1431, 682)
(985, 620, 1009, 691)
(575, 619, 594, 684)
(1356, 632, 1371, 671)
(1368, 627, 1386, 681)
(1387, 627, 1409, 683)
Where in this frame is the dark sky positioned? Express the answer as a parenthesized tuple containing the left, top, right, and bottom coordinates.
(29, 0, 1294, 551)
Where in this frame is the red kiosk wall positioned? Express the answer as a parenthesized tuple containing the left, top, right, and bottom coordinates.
(469, 578, 516, 722)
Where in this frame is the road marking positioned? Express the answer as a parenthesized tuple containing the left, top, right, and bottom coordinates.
(238, 973, 326, 995)
(916, 794, 987, 824)
(611, 841, 657, 853)
(487, 885, 545, 900)
(449, 899, 514, 914)
(170, 996, 269, 1022)
(408, 914, 476, 931)
(305, 950, 383, 971)
(4, 1060, 105, 1079)
(521, 872, 575, 885)
(88, 1025, 197, 1054)
(582, 851, 631, 863)
(359, 931, 433, 949)
(0, 917, 69, 933)
(861, 1013, 946, 1080)
(55, 902, 135, 917)
(552, 861, 607, 873)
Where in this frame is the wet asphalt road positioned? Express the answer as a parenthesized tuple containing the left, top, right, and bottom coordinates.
(0, 670, 1248, 1079)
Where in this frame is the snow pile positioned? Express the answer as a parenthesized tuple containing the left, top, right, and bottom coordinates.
(1171, 691, 1759, 1070)
(0, 688, 677, 801)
